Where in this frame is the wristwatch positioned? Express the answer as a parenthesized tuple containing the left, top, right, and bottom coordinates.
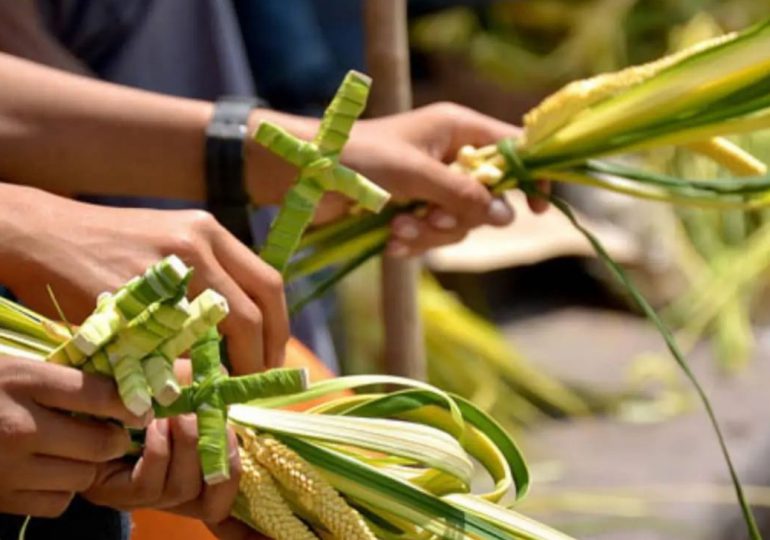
(205, 96, 260, 244)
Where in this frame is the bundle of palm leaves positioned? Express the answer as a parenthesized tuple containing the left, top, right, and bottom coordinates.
(0, 280, 574, 540)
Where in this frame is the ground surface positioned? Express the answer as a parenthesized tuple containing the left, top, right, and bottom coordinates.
(499, 306, 770, 540)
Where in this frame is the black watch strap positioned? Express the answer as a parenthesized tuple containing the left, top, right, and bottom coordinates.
(205, 96, 258, 244)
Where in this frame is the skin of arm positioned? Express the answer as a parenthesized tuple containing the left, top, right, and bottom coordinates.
(0, 52, 550, 257)
(0, 51, 309, 205)
(0, 51, 213, 202)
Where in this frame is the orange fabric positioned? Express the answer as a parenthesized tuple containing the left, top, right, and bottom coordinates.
(131, 510, 215, 540)
(284, 336, 337, 381)
(131, 337, 344, 539)
(282, 337, 351, 411)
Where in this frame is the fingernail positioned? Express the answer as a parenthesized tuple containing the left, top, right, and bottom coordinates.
(487, 198, 513, 224)
(394, 221, 419, 240)
(431, 212, 458, 230)
(387, 242, 409, 258)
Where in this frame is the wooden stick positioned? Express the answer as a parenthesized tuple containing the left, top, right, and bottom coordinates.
(364, 0, 426, 379)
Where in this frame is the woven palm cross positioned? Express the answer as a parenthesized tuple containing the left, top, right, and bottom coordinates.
(254, 70, 391, 272)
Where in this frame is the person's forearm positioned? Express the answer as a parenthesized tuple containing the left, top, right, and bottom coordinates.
(0, 53, 212, 200)
(0, 53, 315, 204)
(0, 183, 67, 288)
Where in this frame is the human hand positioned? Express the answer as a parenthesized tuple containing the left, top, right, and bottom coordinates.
(152, 361, 266, 539)
(245, 104, 548, 258)
(0, 357, 146, 517)
(0, 185, 289, 373)
(342, 102, 550, 257)
(84, 415, 241, 526)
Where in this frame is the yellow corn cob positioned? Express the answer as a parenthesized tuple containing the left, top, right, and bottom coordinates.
(687, 137, 768, 176)
(238, 445, 318, 540)
(244, 433, 377, 540)
(522, 31, 737, 148)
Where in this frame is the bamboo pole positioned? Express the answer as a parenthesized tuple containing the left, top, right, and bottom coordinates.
(364, 0, 426, 380)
